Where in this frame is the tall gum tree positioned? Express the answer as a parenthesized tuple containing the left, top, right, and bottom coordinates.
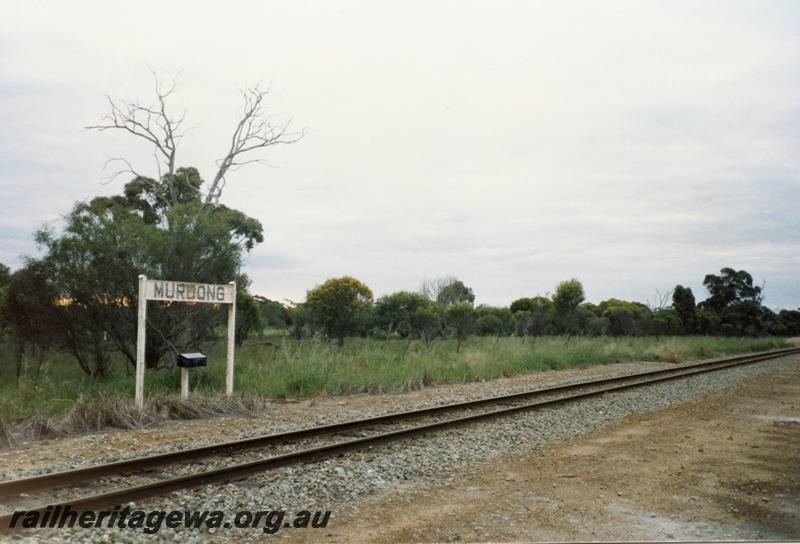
(86, 72, 304, 208)
(17, 73, 304, 374)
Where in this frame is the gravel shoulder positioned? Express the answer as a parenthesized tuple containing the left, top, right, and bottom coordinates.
(0, 359, 673, 479)
(5, 352, 800, 542)
(306, 357, 800, 543)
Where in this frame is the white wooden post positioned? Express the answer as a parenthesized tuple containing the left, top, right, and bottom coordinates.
(137, 277, 237, 401)
(226, 281, 237, 397)
(135, 274, 147, 409)
(181, 367, 190, 400)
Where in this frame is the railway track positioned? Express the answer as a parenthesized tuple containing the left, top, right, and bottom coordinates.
(2, 346, 798, 528)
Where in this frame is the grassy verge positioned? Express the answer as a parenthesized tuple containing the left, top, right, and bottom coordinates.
(230, 335, 788, 396)
(0, 335, 788, 443)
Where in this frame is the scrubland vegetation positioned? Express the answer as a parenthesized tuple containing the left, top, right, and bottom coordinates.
(1, 173, 798, 437)
(0, 333, 788, 440)
(0, 78, 797, 441)
(2, 169, 798, 442)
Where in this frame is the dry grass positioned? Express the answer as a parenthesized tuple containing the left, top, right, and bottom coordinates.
(1, 393, 268, 448)
(0, 335, 788, 448)
(652, 347, 685, 364)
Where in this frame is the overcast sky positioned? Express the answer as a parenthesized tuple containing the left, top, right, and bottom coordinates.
(1, 1, 798, 309)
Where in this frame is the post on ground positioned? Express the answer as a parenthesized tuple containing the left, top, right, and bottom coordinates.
(136, 276, 237, 407)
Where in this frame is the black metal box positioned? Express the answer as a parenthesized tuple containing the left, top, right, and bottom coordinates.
(176, 352, 208, 368)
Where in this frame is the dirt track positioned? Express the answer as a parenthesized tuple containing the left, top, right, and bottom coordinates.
(294, 360, 800, 542)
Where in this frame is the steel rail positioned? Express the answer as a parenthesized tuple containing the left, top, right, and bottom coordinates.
(0, 347, 797, 499)
(1, 346, 797, 529)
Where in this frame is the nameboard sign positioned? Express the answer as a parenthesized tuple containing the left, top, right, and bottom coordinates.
(144, 279, 235, 304)
(136, 275, 237, 408)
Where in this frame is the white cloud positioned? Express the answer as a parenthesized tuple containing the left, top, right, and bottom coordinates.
(1, 0, 798, 308)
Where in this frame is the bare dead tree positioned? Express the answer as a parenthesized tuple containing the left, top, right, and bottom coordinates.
(86, 73, 303, 207)
(206, 83, 304, 205)
(86, 72, 187, 205)
(419, 276, 459, 302)
(757, 278, 766, 305)
(647, 288, 674, 313)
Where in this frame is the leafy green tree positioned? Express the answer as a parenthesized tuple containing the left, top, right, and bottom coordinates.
(0, 262, 10, 333)
(374, 291, 432, 338)
(696, 308, 721, 335)
(513, 310, 532, 338)
(30, 168, 263, 372)
(651, 308, 683, 336)
(603, 305, 637, 336)
(474, 305, 513, 336)
(14, 76, 300, 377)
(306, 276, 374, 345)
(527, 297, 553, 336)
(574, 305, 596, 335)
(436, 279, 475, 307)
(552, 279, 585, 336)
(720, 300, 765, 336)
(445, 302, 475, 352)
(598, 299, 652, 336)
(701, 268, 762, 310)
(235, 284, 264, 346)
(254, 296, 291, 331)
(2, 262, 61, 381)
(410, 303, 442, 346)
(760, 306, 779, 336)
(672, 285, 697, 334)
(513, 296, 554, 338)
(581, 302, 600, 316)
(475, 314, 504, 336)
(700, 268, 767, 336)
(0, 263, 10, 288)
(288, 303, 313, 340)
(585, 316, 610, 336)
(776, 309, 800, 336)
(510, 297, 534, 314)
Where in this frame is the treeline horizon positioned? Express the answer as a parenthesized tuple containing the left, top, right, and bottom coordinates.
(1, 167, 798, 382)
(3, 77, 798, 387)
(254, 268, 800, 350)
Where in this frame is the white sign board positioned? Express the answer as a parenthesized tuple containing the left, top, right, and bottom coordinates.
(144, 279, 235, 304)
(136, 275, 237, 408)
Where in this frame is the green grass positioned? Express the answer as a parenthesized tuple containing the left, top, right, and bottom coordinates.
(0, 335, 788, 424)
